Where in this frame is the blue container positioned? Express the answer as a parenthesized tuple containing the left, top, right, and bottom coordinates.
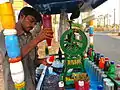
(89, 27, 94, 35)
(5, 35, 20, 58)
(97, 85, 103, 90)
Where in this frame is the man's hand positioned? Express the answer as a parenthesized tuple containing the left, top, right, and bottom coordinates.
(21, 28, 53, 58)
(38, 28, 53, 41)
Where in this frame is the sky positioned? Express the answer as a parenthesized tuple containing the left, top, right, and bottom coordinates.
(92, 0, 120, 24)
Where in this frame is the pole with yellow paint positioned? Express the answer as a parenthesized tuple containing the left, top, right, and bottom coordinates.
(0, 0, 26, 90)
(89, 20, 94, 49)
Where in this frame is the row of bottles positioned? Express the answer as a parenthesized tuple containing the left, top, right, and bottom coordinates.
(86, 48, 117, 90)
(87, 47, 120, 89)
(87, 48, 116, 77)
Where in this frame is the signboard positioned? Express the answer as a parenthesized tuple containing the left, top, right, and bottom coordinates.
(82, 15, 95, 23)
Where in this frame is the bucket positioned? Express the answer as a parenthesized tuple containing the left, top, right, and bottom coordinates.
(0, 2, 15, 29)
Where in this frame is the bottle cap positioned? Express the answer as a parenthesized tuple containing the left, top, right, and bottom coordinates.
(58, 81, 64, 87)
(103, 78, 111, 83)
(84, 53, 88, 58)
(89, 48, 92, 50)
(105, 57, 109, 61)
(78, 81, 84, 86)
(116, 64, 120, 68)
(97, 85, 103, 90)
(100, 54, 104, 57)
(97, 53, 100, 56)
(111, 61, 115, 64)
(46, 56, 55, 64)
(3, 29, 17, 35)
(106, 82, 114, 86)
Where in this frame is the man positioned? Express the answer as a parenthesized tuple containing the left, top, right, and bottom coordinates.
(4, 7, 53, 90)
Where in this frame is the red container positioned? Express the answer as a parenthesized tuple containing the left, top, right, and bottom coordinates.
(84, 81, 90, 90)
(43, 14, 53, 46)
(74, 81, 84, 90)
(74, 81, 90, 90)
(43, 14, 52, 28)
(99, 56, 105, 69)
(46, 38, 52, 46)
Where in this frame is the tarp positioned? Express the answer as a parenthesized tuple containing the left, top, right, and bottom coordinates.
(24, 0, 107, 14)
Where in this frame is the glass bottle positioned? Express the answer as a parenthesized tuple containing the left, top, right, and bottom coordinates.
(58, 81, 65, 90)
(99, 55, 105, 70)
(108, 61, 116, 78)
(45, 40, 49, 56)
(104, 57, 110, 71)
(96, 53, 100, 66)
(58, 48, 62, 62)
(94, 52, 97, 63)
(91, 49, 95, 62)
(116, 64, 120, 80)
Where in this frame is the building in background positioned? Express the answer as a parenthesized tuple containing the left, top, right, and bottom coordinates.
(81, 0, 120, 31)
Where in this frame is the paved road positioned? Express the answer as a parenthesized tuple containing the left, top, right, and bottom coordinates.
(94, 32, 120, 64)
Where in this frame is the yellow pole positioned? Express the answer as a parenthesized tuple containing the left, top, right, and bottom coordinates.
(89, 20, 94, 49)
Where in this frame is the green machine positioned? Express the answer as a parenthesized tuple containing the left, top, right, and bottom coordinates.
(59, 20, 88, 88)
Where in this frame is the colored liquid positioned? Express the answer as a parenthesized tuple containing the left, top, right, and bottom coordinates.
(43, 15, 52, 28)
(99, 57, 105, 69)
(46, 38, 52, 46)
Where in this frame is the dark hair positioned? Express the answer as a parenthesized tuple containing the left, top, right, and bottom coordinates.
(18, 7, 42, 23)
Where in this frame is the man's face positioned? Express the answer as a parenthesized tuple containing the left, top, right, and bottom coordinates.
(21, 15, 37, 32)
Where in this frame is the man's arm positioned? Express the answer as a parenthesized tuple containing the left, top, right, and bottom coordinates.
(21, 29, 53, 58)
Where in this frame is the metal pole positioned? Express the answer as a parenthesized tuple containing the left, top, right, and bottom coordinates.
(119, 0, 120, 32)
(114, 8, 115, 26)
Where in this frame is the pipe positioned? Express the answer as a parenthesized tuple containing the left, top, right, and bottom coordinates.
(89, 20, 94, 49)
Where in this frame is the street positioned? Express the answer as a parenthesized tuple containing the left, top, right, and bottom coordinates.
(94, 32, 120, 64)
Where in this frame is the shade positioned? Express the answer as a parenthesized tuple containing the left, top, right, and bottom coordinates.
(24, 0, 108, 14)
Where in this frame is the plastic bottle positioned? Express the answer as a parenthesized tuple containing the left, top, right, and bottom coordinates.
(43, 15, 52, 28)
(76, 81, 84, 90)
(96, 53, 100, 66)
(104, 57, 110, 71)
(108, 61, 116, 78)
(94, 53, 97, 63)
(35, 67, 42, 84)
(99, 55, 105, 70)
(45, 40, 49, 56)
(58, 81, 65, 90)
(46, 56, 55, 64)
(91, 49, 95, 61)
(88, 48, 92, 57)
(42, 15, 53, 47)
(116, 64, 120, 80)
(58, 48, 62, 62)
